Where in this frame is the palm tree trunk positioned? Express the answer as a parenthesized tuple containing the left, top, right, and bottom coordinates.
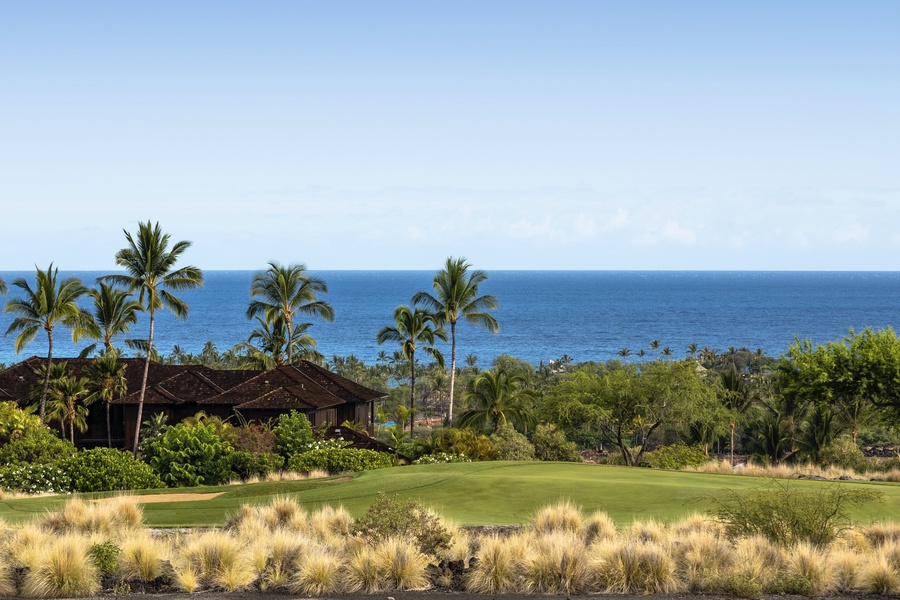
(730, 421, 736, 466)
(409, 350, 416, 438)
(106, 401, 112, 448)
(448, 321, 457, 426)
(69, 409, 75, 444)
(286, 316, 293, 364)
(133, 310, 154, 456)
(40, 329, 54, 424)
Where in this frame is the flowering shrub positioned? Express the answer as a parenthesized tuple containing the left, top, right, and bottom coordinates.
(230, 422, 276, 454)
(413, 452, 471, 464)
(0, 461, 72, 494)
(230, 450, 285, 480)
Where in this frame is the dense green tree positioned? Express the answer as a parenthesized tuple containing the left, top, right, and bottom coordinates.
(413, 257, 498, 426)
(246, 262, 333, 365)
(458, 367, 537, 434)
(88, 352, 128, 447)
(82, 282, 143, 356)
(4, 265, 91, 422)
(101, 221, 203, 455)
(377, 305, 446, 437)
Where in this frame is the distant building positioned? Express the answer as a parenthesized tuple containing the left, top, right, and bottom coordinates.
(0, 357, 387, 449)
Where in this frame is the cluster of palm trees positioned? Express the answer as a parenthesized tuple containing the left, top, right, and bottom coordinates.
(377, 257, 500, 437)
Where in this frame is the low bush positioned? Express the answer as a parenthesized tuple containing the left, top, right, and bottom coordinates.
(819, 437, 875, 473)
(0, 425, 76, 466)
(0, 461, 71, 494)
(88, 540, 121, 576)
(230, 450, 285, 481)
(66, 448, 164, 492)
(287, 447, 391, 473)
(146, 422, 234, 487)
(490, 423, 535, 461)
(353, 493, 452, 557)
(229, 421, 276, 454)
(643, 443, 710, 470)
(706, 479, 884, 546)
(412, 452, 471, 464)
(532, 423, 582, 462)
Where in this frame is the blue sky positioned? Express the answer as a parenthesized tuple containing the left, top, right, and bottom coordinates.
(1, 1, 898, 270)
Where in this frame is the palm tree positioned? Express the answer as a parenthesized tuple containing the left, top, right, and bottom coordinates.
(650, 339, 661, 360)
(412, 257, 498, 426)
(48, 375, 93, 443)
(100, 221, 203, 455)
(687, 342, 698, 359)
(82, 282, 143, 356)
(238, 316, 323, 369)
(661, 346, 674, 359)
(89, 352, 128, 447)
(246, 262, 333, 365)
(4, 265, 91, 422)
(457, 367, 537, 434)
(720, 368, 753, 465)
(0, 276, 6, 296)
(376, 305, 447, 437)
(617, 348, 632, 360)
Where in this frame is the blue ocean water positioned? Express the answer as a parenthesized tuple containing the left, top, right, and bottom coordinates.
(0, 271, 898, 368)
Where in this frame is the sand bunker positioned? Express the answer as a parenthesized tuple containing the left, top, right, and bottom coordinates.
(94, 492, 224, 504)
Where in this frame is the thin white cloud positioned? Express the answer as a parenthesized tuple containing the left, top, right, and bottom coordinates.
(833, 225, 869, 244)
(661, 220, 697, 246)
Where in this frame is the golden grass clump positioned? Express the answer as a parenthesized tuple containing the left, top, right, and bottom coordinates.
(591, 538, 682, 595)
(860, 554, 900, 594)
(828, 546, 863, 592)
(0, 552, 17, 597)
(176, 530, 254, 591)
(38, 496, 142, 537)
(308, 504, 353, 544)
(785, 542, 835, 595)
(21, 535, 99, 598)
(531, 500, 583, 535)
(522, 531, 589, 594)
(730, 535, 786, 591)
(253, 530, 315, 590)
(259, 496, 308, 532)
(466, 533, 529, 593)
(290, 549, 344, 594)
(343, 546, 385, 593)
(118, 533, 166, 582)
(583, 510, 617, 544)
(676, 529, 734, 592)
(375, 536, 431, 590)
(7, 524, 53, 569)
(626, 517, 667, 544)
(867, 522, 900, 548)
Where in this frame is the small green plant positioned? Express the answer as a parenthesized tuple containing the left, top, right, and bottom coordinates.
(145, 422, 234, 487)
(353, 493, 452, 557)
(819, 437, 874, 473)
(89, 541, 121, 576)
(705, 479, 883, 546)
(531, 423, 581, 462)
(490, 423, 535, 461)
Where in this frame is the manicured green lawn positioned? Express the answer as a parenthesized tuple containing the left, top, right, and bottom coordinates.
(2, 462, 898, 527)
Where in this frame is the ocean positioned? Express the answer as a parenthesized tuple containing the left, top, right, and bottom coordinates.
(0, 271, 898, 368)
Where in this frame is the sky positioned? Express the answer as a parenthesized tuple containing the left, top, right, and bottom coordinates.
(1, 1, 898, 271)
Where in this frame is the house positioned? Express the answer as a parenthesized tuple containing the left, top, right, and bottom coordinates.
(0, 356, 387, 449)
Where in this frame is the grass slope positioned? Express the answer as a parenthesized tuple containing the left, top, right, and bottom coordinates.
(1, 462, 898, 527)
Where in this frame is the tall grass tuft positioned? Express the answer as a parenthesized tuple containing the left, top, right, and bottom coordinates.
(38, 496, 143, 537)
(8, 524, 52, 569)
(531, 500, 582, 535)
(676, 530, 734, 592)
(466, 534, 528, 594)
(0, 553, 16, 597)
(343, 546, 384, 593)
(290, 549, 343, 594)
(375, 537, 430, 590)
(260, 496, 307, 532)
(591, 539, 682, 595)
(866, 521, 900, 547)
(626, 518, 667, 544)
(583, 510, 617, 544)
(309, 504, 353, 544)
(784, 542, 835, 595)
(829, 546, 863, 592)
(118, 533, 166, 582)
(860, 554, 900, 594)
(522, 531, 589, 594)
(21, 535, 100, 598)
(176, 530, 254, 591)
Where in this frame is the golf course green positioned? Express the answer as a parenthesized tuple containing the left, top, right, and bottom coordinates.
(1, 462, 897, 527)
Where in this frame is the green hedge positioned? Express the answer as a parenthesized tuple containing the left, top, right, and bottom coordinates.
(0, 461, 71, 494)
(287, 448, 392, 473)
(66, 448, 165, 492)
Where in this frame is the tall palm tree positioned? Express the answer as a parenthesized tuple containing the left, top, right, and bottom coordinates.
(457, 367, 537, 434)
(100, 221, 203, 455)
(4, 265, 91, 422)
(687, 342, 699, 359)
(376, 305, 447, 437)
(412, 257, 498, 426)
(246, 262, 333, 365)
(650, 339, 661, 360)
(89, 352, 128, 447)
(240, 315, 322, 369)
(617, 348, 632, 360)
(82, 282, 143, 356)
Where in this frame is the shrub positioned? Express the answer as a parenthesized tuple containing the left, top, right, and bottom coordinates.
(412, 428, 496, 461)
(89, 541, 121, 576)
(273, 410, 314, 457)
(146, 423, 234, 487)
(643, 443, 709, 470)
(819, 437, 874, 473)
(287, 447, 391, 474)
(490, 423, 535, 461)
(65, 448, 164, 492)
(0, 425, 76, 466)
(230, 450, 285, 480)
(22, 535, 100, 598)
(706, 479, 884, 546)
(353, 493, 452, 557)
(0, 461, 71, 494)
(412, 452, 471, 464)
(532, 423, 581, 462)
(0, 400, 42, 438)
(229, 421, 276, 453)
